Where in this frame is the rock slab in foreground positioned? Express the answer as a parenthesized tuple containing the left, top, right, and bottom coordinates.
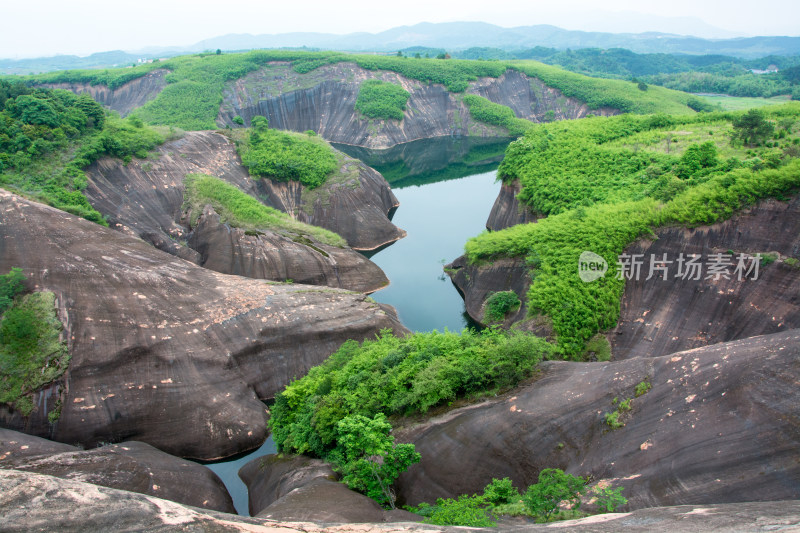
(1, 469, 798, 532)
(0, 429, 234, 513)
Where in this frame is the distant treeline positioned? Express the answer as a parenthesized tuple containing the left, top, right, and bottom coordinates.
(400, 46, 800, 99)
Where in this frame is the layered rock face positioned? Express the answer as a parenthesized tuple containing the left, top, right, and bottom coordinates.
(0, 190, 406, 459)
(85, 131, 402, 291)
(42, 69, 168, 117)
(220, 63, 618, 149)
(2, 469, 799, 532)
(612, 196, 800, 359)
(0, 429, 234, 512)
(396, 330, 800, 508)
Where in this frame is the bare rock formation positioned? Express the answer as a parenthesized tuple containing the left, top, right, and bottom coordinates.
(0, 429, 234, 512)
(84, 131, 403, 290)
(485, 179, 540, 231)
(0, 189, 406, 460)
(42, 69, 168, 117)
(395, 330, 800, 509)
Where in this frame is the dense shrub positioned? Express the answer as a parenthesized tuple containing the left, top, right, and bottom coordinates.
(0, 291, 70, 416)
(466, 104, 800, 355)
(462, 95, 535, 136)
(483, 291, 521, 323)
(237, 118, 339, 189)
(270, 329, 551, 458)
(355, 80, 409, 120)
(522, 469, 586, 521)
(0, 268, 26, 316)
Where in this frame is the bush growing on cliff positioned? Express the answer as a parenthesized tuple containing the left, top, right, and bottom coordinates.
(462, 95, 535, 136)
(0, 268, 26, 316)
(0, 87, 165, 224)
(183, 174, 345, 247)
(355, 80, 409, 120)
(483, 291, 521, 323)
(522, 469, 586, 521)
(237, 123, 338, 189)
(0, 290, 70, 416)
(270, 328, 551, 458)
(466, 104, 800, 356)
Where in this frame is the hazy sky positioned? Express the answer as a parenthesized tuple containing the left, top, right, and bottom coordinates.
(3, 0, 798, 58)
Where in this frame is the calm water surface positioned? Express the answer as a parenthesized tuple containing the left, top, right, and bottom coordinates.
(207, 136, 509, 515)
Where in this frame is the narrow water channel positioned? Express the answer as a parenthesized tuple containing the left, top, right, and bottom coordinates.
(205, 136, 511, 515)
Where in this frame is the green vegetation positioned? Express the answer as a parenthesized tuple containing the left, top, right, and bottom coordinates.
(592, 485, 628, 512)
(355, 80, 409, 120)
(510, 61, 694, 115)
(0, 267, 25, 316)
(695, 94, 792, 111)
(465, 104, 800, 356)
(522, 469, 586, 521)
(462, 95, 535, 136)
(0, 271, 69, 417)
(422, 494, 497, 527)
(329, 413, 420, 509)
(22, 50, 693, 131)
(483, 291, 521, 323)
(732, 109, 775, 146)
(270, 329, 551, 456)
(236, 117, 338, 189)
(182, 174, 346, 247)
(0, 81, 164, 223)
(634, 379, 652, 397)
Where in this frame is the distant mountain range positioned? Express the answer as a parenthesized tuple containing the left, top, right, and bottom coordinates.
(3, 22, 799, 74)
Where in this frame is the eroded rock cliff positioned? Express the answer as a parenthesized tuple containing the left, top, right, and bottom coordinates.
(84, 130, 402, 291)
(220, 63, 618, 149)
(0, 189, 406, 459)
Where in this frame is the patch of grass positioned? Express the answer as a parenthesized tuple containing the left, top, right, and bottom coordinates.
(693, 94, 792, 112)
(760, 251, 779, 266)
(462, 94, 535, 136)
(784, 257, 800, 268)
(0, 291, 70, 416)
(355, 80, 409, 120)
(583, 334, 611, 362)
(635, 379, 652, 397)
(183, 173, 346, 247)
(237, 118, 338, 189)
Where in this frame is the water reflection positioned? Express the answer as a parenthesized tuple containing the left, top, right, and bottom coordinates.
(333, 136, 512, 189)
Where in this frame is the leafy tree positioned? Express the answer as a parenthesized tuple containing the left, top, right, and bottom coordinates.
(423, 495, 496, 527)
(329, 413, 420, 509)
(483, 477, 519, 506)
(592, 485, 628, 512)
(732, 109, 775, 146)
(522, 469, 586, 521)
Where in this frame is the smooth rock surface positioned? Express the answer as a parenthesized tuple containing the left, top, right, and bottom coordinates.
(0, 189, 406, 459)
(0, 429, 234, 512)
(396, 330, 800, 509)
(485, 178, 540, 231)
(239, 454, 336, 516)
